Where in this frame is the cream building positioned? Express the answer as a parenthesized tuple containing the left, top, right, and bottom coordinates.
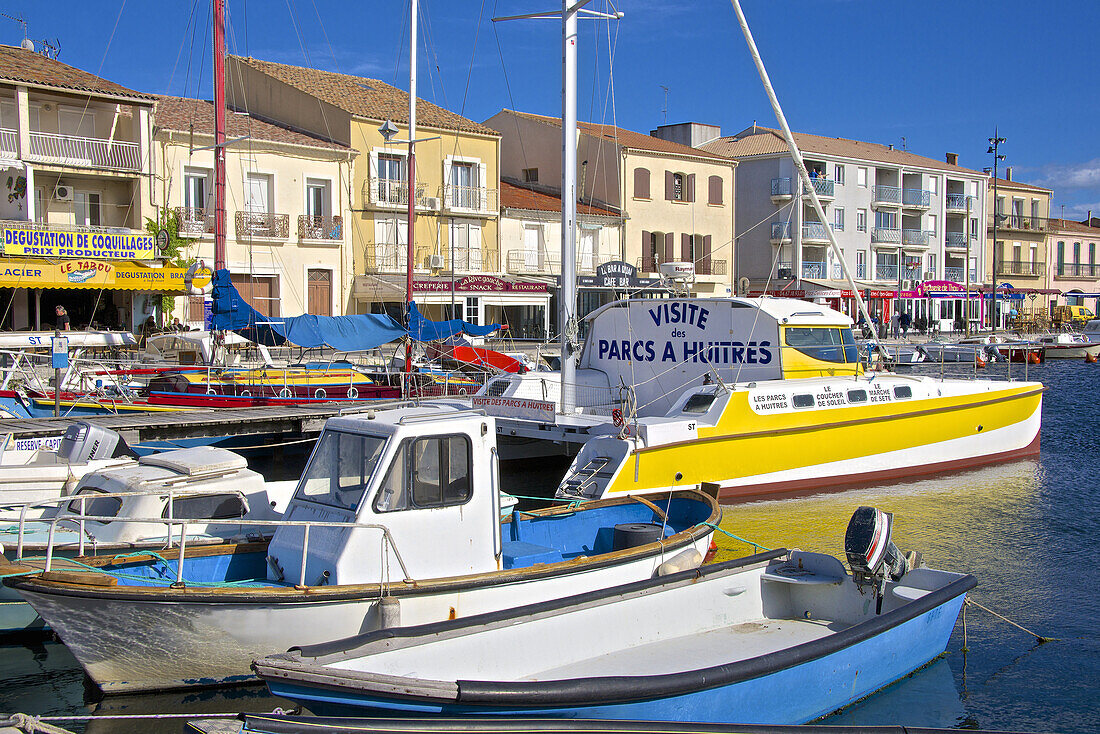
(154, 95, 356, 326)
(485, 110, 736, 298)
(986, 173, 1054, 327)
(1047, 219, 1100, 314)
(223, 58, 541, 328)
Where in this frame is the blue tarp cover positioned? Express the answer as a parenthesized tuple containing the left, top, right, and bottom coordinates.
(210, 270, 498, 349)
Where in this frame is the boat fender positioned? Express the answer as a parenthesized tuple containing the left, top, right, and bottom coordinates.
(184, 260, 214, 296)
(1086, 352, 1098, 364)
(379, 595, 401, 628)
(656, 548, 703, 577)
(62, 476, 80, 496)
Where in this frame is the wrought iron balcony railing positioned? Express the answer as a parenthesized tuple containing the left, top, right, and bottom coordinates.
(945, 231, 969, 248)
(995, 260, 1045, 276)
(871, 227, 901, 244)
(872, 185, 901, 205)
(234, 211, 290, 240)
(801, 261, 826, 279)
(901, 229, 933, 246)
(298, 215, 343, 241)
(989, 214, 1052, 233)
(442, 185, 498, 213)
(804, 178, 834, 197)
(802, 222, 828, 241)
(770, 177, 792, 197)
(902, 188, 931, 207)
(1055, 263, 1100, 278)
(27, 129, 141, 171)
(770, 222, 792, 241)
(176, 207, 215, 237)
(366, 178, 428, 208)
(637, 257, 727, 276)
(875, 264, 899, 281)
(945, 193, 973, 211)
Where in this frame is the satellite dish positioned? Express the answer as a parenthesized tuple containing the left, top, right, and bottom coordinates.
(738, 276, 750, 296)
(21, 39, 34, 52)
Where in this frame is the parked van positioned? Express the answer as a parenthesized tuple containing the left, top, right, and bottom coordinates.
(1053, 304, 1095, 327)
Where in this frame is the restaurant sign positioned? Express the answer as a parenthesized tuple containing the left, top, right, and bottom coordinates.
(576, 260, 661, 290)
(413, 275, 547, 293)
(2, 226, 157, 260)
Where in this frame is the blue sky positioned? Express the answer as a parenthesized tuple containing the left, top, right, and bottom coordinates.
(9, 1, 1099, 218)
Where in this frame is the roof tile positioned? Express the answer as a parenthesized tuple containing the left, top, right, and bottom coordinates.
(500, 180, 619, 216)
(0, 44, 151, 101)
(154, 95, 350, 151)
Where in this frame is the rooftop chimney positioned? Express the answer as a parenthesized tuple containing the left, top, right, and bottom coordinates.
(945, 152, 958, 166)
(888, 144, 893, 151)
(1005, 167, 1013, 181)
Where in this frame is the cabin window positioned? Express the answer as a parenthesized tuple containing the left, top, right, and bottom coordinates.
(163, 494, 247, 520)
(66, 489, 122, 518)
(374, 434, 472, 513)
(682, 392, 717, 414)
(792, 394, 815, 408)
(893, 385, 913, 400)
(847, 389, 868, 403)
(783, 327, 859, 364)
(296, 430, 388, 511)
(486, 379, 509, 397)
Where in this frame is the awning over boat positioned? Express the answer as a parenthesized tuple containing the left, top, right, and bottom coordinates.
(211, 270, 499, 350)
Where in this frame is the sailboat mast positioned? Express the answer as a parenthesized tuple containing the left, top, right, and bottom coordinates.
(212, 0, 227, 271)
(560, 0, 578, 414)
(405, 0, 418, 374)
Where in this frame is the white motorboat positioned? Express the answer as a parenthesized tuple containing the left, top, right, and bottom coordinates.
(6, 405, 719, 691)
(1034, 333, 1100, 359)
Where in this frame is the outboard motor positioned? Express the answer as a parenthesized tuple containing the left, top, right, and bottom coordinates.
(845, 506, 910, 613)
(57, 421, 130, 462)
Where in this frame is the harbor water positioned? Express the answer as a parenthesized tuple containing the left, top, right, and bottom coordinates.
(1, 360, 1098, 732)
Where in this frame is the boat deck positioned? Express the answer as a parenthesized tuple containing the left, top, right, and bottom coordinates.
(528, 617, 846, 679)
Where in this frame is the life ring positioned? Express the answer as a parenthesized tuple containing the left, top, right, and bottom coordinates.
(240, 389, 251, 397)
(206, 388, 216, 395)
(314, 388, 327, 400)
(280, 387, 293, 399)
(185, 260, 214, 296)
(347, 387, 359, 399)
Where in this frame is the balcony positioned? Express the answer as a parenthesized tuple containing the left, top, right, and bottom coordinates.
(802, 221, 829, 243)
(365, 178, 429, 209)
(442, 185, 498, 214)
(801, 261, 827, 279)
(803, 177, 834, 199)
(875, 264, 898, 281)
(770, 177, 792, 202)
(234, 211, 290, 240)
(1055, 263, 1100, 279)
(945, 193, 973, 213)
(902, 188, 931, 209)
(775, 261, 794, 279)
(901, 229, 933, 247)
(989, 214, 1052, 233)
(903, 266, 923, 280)
(770, 222, 792, 243)
(995, 260, 1045, 277)
(442, 248, 499, 273)
(176, 207, 215, 237)
(945, 231, 969, 249)
(871, 227, 901, 244)
(364, 244, 408, 273)
(298, 215, 343, 242)
(871, 185, 901, 207)
(637, 257, 727, 276)
(856, 262, 866, 279)
(944, 267, 978, 283)
(0, 128, 142, 172)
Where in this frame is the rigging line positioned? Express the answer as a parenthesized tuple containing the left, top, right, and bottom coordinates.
(490, 2, 530, 175)
(458, 0, 490, 118)
(309, 0, 341, 73)
(77, 0, 126, 123)
(167, 0, 202, 97)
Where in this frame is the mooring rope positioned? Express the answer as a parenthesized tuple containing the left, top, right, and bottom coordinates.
(702, 522, 770, 553)
(965, 598, 1056, 644)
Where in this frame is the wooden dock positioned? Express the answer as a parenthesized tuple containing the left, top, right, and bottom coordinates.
(0, 400, 413, 445)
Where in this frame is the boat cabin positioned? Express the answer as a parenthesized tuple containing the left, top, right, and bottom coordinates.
(267, 407, 501, 586)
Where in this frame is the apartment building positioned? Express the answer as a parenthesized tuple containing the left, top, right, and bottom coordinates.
(223, 57, 543, 326)
(154, 95, 356, 325)
(986, 173, 1055, 327)
(1047, 219, 1100, 314)
(484, 110, 735, 300)
(702, 126, 988, 327)
(498, 179, 625, 338)
(0, 43, 161, 331)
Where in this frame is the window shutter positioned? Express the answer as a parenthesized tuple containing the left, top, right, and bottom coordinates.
(665, 171, 674, 201)
(681, 233, 692, 261)
(664, 232, 675, 262)
(642, 230, 651, 268)
(686, 174, 696, 203)
(634, 168, 650, 199)
(708, 175, 723, 205)
(701, 235, 712, 272)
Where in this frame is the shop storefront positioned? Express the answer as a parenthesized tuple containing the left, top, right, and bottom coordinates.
(574, 261, 664, 338)
(353, 274, 551, 342)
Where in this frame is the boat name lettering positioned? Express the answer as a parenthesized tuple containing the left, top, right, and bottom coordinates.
(752, 393, 789, 411)
(869, 386, 892, 403)
(816, 391, 846, 407)
(647, 302, 709, 329)
(598, 339, 772, 365)
(473, 397, 555, 411)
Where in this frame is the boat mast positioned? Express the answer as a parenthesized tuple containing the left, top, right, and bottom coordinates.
(405, 0, 417, 374)
(213, 0, 227, 271)
(560, 0, 578, 414)
(728, 0, 881, 357)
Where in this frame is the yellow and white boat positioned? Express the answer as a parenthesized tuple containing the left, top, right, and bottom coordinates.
(474, 297, 1042, 502)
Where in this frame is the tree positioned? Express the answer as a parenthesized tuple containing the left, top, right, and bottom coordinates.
(145, 210, 195, 321)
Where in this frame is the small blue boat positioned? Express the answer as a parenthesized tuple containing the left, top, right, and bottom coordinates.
(254, 508, 976, 725)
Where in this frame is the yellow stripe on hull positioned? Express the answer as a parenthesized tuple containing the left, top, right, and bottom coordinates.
(607, 384, 1042, 495)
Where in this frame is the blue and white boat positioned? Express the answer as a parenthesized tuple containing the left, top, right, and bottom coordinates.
(8, 405, 719, 692)
(254, 508, 975, 725)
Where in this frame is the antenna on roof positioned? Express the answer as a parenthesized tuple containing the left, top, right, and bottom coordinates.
(900, 136, 907, 152)
(3, 13, 59, 58)
(660, 85, 669, 124)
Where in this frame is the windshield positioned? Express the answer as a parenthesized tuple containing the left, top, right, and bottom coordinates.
(65, 488, 122, 519)
(295, 430, 388, 511)
(784, 327, 858, 364)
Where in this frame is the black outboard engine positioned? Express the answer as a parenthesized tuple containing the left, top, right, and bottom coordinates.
(845, 506, 910, 613)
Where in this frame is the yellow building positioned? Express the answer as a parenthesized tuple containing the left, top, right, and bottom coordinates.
(224, 57, 531, 326)
(154, 95, 357, 325)
(987, 173, 1054, 327)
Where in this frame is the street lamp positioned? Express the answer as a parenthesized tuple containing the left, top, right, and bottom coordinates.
(987, 129, 1006, 332)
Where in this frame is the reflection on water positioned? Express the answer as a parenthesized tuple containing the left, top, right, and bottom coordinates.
(823, 658, 968, 728)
